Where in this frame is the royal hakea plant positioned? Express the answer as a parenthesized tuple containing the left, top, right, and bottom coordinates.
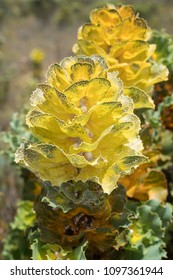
(11, 4, 173, 260)
(15, 55, 147, 194)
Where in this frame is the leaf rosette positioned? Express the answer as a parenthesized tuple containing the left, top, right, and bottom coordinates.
(15, 55, 147, 193)
(126, 200, 172, 259)
(73, 5, 168, 108)
(33, 181, 130, 253)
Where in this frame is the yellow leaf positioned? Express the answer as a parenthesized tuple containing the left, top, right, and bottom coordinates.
(64, 78, 114, 109)
(110, 41, 155, 63)
(46, 64, 71, 91)
(117, 5, 135, 19)
(26, 110, 91, 148)
(60, 55, 108, 80)
(31, 84, 81, 120)
(119, 164, 168, 202)
(15, 144, 78, 186)
(70, 62, 93, 81)
(90, 8, 122, 27)
(124, 87, 154, 109)
(119, 156, 148, 171)
(82, 24, 108, 50)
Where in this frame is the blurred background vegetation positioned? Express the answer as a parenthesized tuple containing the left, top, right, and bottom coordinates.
(0, 0, 173, 259)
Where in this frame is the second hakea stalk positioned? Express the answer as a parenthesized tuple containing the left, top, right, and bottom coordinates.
(15, 55, 147, 194)
(73, 4, 168, 108)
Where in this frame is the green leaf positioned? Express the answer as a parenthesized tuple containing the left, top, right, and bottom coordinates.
(41, 180, 106, 213)
(125, 200, 172, 259)
(146, 95, 173, 128)
(11, 200, 36, 231)
(29, 230, 87, 260)
(147, 200, 172, 228)
(67, 241, 87, 260)
(2, 229, 32, 260)
(33, 182, 129, 252)
(151, 30, 173, 72)
(29, 230, 63, 260)
(124, 87, 154, 109)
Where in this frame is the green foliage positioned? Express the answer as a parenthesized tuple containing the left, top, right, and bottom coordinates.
(11, 200, 36, 231)
(125, 200, 172, 259)
(29, 196, 172, 260)
(142, 96, 173, 165)
(146, 95, 173, 129)
(151, 30, 173, 72)
(1, 111, 36, 161)
(29, 230, 87, 260)
(34, 182, 130, 255)
(165, 215, 173, 258)
(2, 200, 35, 260)
(2, 229, 32, 260)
